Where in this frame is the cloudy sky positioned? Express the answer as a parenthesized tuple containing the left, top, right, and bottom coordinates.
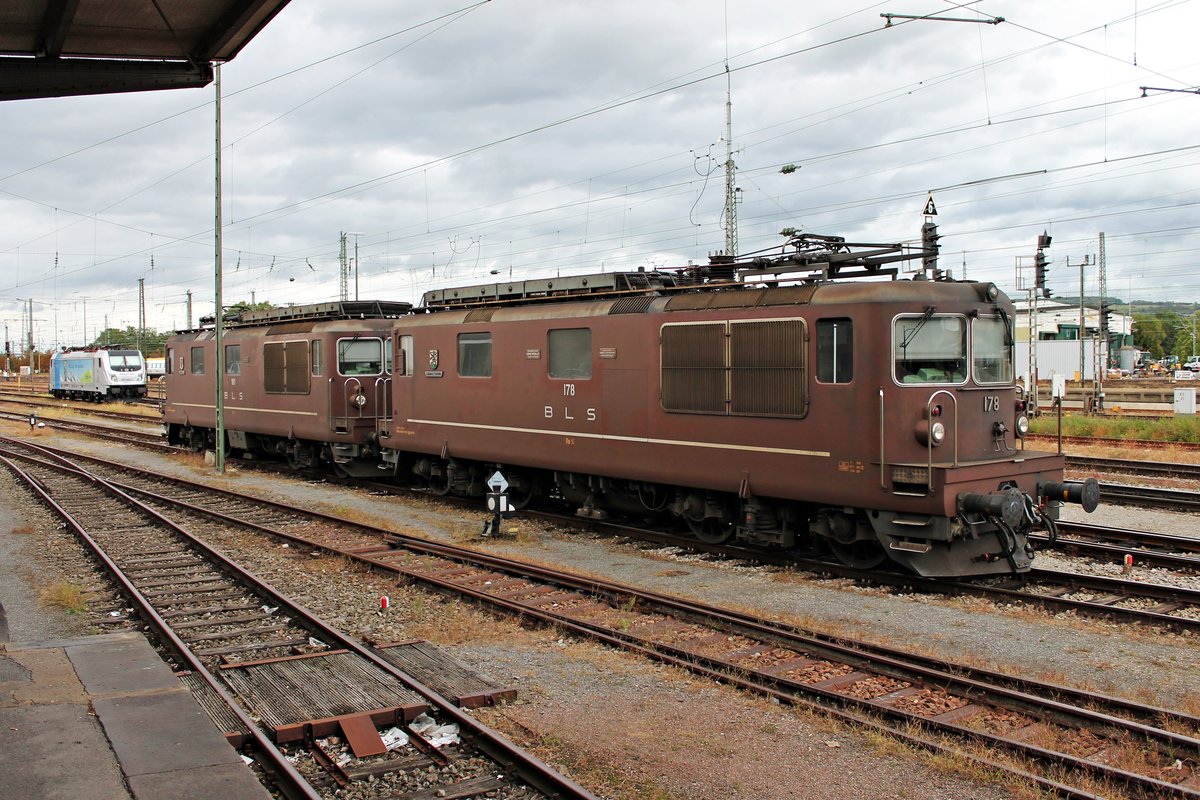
(1, 0, 1198, 349)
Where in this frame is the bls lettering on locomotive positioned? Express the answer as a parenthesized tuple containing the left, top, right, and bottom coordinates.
(544, 406, 597, 421)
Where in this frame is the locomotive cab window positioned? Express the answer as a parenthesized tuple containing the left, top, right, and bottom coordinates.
(457, 332, 492, 377)
(548, 328, 591, 379)
(109, 352, 142, 372)
(894, 314, 966, 385)
(972, 315, 1014, 384)
(337, 338, 383, 376)
(816, 319, 853, 383)
(190, 346, 205, 375)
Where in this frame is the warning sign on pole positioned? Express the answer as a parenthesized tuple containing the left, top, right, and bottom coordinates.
(923, 193, 938, 216)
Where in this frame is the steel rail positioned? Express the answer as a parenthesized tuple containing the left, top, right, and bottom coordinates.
(0, 439, 598, 800)
(0, 451, 323, 800)
(13, 444, 1191, 799)
(0, 409, 171, 450)
(1052, 521, 1200, 554)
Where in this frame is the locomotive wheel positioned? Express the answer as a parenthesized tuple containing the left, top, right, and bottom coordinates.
(507, 484, 535, 509)
(427, 471, 452, 496)
(686, 515, 734, 545)
(829, 539, 887, 570)
(286, 445, 315, 472)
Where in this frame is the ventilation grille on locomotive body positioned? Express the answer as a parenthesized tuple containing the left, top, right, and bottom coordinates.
(661, 319, 808, 418)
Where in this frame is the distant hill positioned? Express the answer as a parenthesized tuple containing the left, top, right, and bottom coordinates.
(1051, 296, 1196, 316)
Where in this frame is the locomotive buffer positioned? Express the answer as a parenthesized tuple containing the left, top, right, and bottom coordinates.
(484, 470, 514, 537)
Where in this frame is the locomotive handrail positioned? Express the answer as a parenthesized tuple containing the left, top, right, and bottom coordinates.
(344, 377, 365, 420)
(374, 376, 391, 429)
(879, 387, 886, 491)
(325, 377, 332, 432)
(926, 390, 959, 492)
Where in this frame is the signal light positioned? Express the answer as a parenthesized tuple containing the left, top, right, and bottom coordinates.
(921, 221, 940, 277)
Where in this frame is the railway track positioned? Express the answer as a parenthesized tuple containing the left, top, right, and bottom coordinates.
(0, 437, 591, 800)
(1097, 482, 1200, 512)
(1030, 521, 1200, 570)
(1028, 433, 1200, 453)
(578, 517, 1200, 633)
(0, 408, 172, 451)
(0, 396, 160, 425)
(2, 436, 1196, 798)
(1067, 454, 1200, 482)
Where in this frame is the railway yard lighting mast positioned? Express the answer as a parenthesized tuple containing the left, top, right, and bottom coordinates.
(213, 62, 226, 473)
(722, 64, 739, 258)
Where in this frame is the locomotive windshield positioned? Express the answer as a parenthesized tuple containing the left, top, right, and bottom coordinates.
(337, 338, 383, 375)
(972, 316, 1014, 384)
(894, 314, 966, 384)
(108, 353, 143, 372)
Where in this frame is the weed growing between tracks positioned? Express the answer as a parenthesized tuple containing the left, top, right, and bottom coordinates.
(37, 581, 87, 614)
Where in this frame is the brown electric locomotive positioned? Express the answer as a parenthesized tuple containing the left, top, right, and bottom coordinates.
(378, 233, 1098, 577)
(163, 300, 411, 475)
(161, 232, 1099, 578)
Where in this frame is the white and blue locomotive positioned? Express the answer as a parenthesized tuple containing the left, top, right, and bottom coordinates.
(50, 347, 148, 401)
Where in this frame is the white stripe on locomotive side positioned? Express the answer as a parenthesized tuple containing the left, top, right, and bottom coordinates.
(406, 418, 830, 458)
(170, 403, 319, 417)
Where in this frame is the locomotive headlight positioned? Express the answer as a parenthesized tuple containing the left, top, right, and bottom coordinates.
(930, 420, 946, 445)
(353, 393, 367, 408)
(1015, 414, 1029, 438)
(915, 418, 947, 446)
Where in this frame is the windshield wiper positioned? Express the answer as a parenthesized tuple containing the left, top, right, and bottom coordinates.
(900, 306, 936, 354)
(996, 306, 1013, 346)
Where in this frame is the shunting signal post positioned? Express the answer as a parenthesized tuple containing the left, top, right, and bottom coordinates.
(484, 470, 514, 537)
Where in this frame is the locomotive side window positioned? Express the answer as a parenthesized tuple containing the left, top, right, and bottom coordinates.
(190, 346, 205, 375)
(311, 340, 323, 376)
(225, 344, 241, 375)
(972, 316, 1014, 384)
(265, 341, 311, 394)
(337, 338, 383, 376)
(397, 335, 414, 376)
(548, 328, 591, 379)
(816, 319, 853, 384)
(457, 332, 492, 377)
(894, 314, 966, 384)
(385, 337, 393, 375)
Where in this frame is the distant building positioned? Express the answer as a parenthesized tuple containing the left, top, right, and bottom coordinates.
(1011, 299, 1132, 384)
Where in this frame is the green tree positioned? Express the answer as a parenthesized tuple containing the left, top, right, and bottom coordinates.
(88, 326, 171, 356)
(1133, 312, 1166, 358)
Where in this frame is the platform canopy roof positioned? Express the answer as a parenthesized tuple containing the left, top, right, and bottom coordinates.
(0, 0, 293, 100)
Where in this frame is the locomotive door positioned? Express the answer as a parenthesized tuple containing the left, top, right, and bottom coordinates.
(332, 336, 386, 433)
(389, 334, 415, 434)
